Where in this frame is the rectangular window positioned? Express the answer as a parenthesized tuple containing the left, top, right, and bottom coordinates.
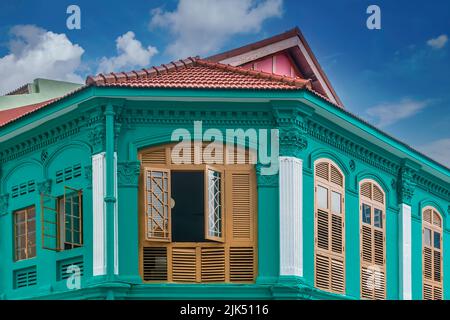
(374, 208, 383, 228)
(14, 207, 36, 261)
(331, 191, 342, 214)
(317, 185, 328, 210)
(362, 203, 371, 224)
(205, 167, 223, 242)
(41, 187, 83, 251)
(424, 228, 432, 246)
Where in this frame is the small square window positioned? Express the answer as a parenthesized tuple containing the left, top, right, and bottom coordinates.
(362, 203, 371, 225)
(374, 208, 383, 228)
(434, 231, 441, 249)
(331, 191, 341, 214)
(424, 228, 431, 246)
(317, 185, 328, 210)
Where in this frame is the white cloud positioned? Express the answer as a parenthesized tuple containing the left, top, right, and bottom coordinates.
(97, 31, 158, 74)
(366, 98, 433, 128)
(426, 34, 448, 50)
(0, 25, 84, 95)
(417, 138, 450, 167)
(150, 0, 283, 58)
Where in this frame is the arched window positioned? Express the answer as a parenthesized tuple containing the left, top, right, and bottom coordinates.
(314, 159, 345, 294)
(422, 207, 443, 300)
(359, 180, 386, 300)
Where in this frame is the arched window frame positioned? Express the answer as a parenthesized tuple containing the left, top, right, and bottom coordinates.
(422, 206, 443, 300)
(314, 158, 346, 294)
(359, 179, 386, 300)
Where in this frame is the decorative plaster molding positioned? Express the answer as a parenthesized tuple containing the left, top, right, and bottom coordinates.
(397, 166, 417, 206)
(256, 164, 278, 187)
(349, 160, 356, 172)
(0, 193, 9, 216)
(117, 161, 140, 187)
(84, 165, 92, 188)
(37, 179, 52, 194)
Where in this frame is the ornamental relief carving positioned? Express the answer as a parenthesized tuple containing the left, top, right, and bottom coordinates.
(118, 161, 141, 187)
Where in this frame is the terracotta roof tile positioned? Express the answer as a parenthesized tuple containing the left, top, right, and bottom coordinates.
(0, 99, 55, 127)
(85, 57, 312, 90)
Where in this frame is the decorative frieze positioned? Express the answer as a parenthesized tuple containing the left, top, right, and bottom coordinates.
(397, 164, 418, 206)
(117, 161, 140, 187)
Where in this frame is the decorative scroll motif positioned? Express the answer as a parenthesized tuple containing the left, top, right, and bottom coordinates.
(117, 161, 140, 187)
(37, 179, 52, 195)
(272, 103, 310, 158)
(349, 160, 356, 172)
(397, 166, 417, 205)
(0, 194, 9, 216)
(256, 163, 278, 187)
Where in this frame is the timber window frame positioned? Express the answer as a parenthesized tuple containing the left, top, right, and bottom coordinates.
(314, 159, 346, 294)
(422, 206, 443, 300)
(41, 187, 83, 251)
(14, 206, 36, 261)
(139, 144, 257, 284)
(359, 180, 386, 300)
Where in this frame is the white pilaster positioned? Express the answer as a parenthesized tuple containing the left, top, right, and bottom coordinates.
(114, 152, 119, 275)
(92, 152, 106, 276)
(399, 203, 412, 299)
(279, 156, 303, 277)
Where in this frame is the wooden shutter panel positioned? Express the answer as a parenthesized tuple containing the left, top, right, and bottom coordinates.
(201, 247, 225, 282)
(360, 182, 372, 199)
(314, 160, 345, 294)
(423, 247, 433, 280)
(230, 172, 252, 241)
(145, 168, 171, 241)
(361, 225, 372, 263)
(374, 229, 384, 266)
(141, 148, 167, 165)
(229, 247, 254, 282)
(316, 162, 329, 180)
(172, 248, 197, 282)
(143, 247, 167, 281)
(373, 186, 384, 204)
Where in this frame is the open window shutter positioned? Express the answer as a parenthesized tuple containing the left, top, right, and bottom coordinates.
(63, 186, 83, 247)
(145, 168, 171, 241)
(230, 172, 252, 241)
(205, 166, 224, 242)
(41, 193, 59, 251)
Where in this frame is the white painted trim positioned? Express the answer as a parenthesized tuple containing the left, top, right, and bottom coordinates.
(399, 203, 412, 300)
(114, 152, 119, 275)
(92, 152, 107, 276)
(279, 156, 303, 277)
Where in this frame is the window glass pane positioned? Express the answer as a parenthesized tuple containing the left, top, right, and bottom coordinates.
(317, 185, 328, 209)
(331, 191, 341, 214)
(424, 228, 431, 246)
(207, 169, 222, 238)
(374, 208, 383, 228)
(434, 232, 441, 249)
(362, 203, 371, 224)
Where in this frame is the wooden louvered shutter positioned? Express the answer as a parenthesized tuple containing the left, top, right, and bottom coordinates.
(144, 168, 171, 241)
(360, 181, 386, 300)
(314, 160, 345, 294)
(141, 148, 167, 165)
(172, 247, 197, 282)
(227, 170, 256, 282)
(142, 247, 167, 281)
(201, 247, 225, 282)
(423, 208, 443, 300)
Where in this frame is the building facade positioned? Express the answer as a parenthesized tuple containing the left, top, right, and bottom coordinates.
(0, 28, 448, 300)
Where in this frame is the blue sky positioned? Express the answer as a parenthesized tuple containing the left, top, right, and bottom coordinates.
(0, 0, 449, 166)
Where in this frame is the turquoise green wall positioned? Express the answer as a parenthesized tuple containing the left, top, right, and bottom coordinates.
(0, 90, 448, 300)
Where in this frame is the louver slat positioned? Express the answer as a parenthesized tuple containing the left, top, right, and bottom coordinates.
(201, 248, 225, 282)
(372, 186, 384, 204)
(317, 210, 329, 250)
(423, 283, 433, 300)
(423, 209, 432, 224)
(423, 247, 433, 280)
(361, 267, 372, 299)
(172, 248, 197, 282)
(361, 225, 372, 263)
(231, 173, 251, 240)
(331, 214, 343, 254)
(331, 258, 345, 293)
(374, 229, 384, 266)
(143, 247, 167, 281)
(361, 183, 372, 199)
(330, 165, 343, 187)
(316, 162, 329, 181)
(142, 148, 166, 165)
(433, 251, 441, 282)
(229, 247, 254, 282)
(315, 254, 330, 290)
(374, 270, 386, 300)
(434, 287, 443, 300)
